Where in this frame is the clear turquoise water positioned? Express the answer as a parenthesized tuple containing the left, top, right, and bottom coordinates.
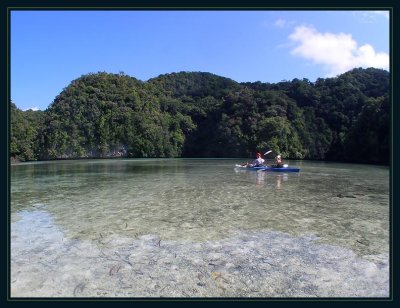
(10, 159, 389, 256)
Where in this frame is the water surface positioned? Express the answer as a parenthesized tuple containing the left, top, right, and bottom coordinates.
(11, 159, 389, 255)
(10, 159, 390, 297)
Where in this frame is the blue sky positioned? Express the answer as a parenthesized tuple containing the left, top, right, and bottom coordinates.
(11, 10, 390, 111)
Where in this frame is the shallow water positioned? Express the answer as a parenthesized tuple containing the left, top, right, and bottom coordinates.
(10, 159, 390, 297)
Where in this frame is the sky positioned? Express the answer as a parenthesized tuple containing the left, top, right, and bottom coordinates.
(10, 10, 390, 111)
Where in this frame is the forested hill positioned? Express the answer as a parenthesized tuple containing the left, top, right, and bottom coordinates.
(11, 68, 390, 164)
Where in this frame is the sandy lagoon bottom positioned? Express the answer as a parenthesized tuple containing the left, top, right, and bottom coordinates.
(11, 209, 388, 298)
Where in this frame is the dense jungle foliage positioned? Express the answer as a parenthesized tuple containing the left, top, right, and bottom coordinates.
(10, 67, 390, 164)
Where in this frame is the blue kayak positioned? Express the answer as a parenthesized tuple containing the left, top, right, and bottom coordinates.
(235, 164, 300, 172)
(263, 166, 300, 172)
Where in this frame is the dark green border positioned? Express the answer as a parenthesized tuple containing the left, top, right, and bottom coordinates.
(2, 0, 398, 305)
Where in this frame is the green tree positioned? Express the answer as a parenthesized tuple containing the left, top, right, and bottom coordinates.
(11, 68, 389, 164)
(344, 95, 389, 164)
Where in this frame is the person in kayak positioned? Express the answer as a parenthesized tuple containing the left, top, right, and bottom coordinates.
(274, 154, 283, 167)
(243, 152, 265, 167)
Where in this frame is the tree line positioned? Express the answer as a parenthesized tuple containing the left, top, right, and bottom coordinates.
(10, 67, 390, 164)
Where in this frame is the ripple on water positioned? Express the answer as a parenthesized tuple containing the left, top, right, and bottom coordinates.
(10, 160, 390, 297)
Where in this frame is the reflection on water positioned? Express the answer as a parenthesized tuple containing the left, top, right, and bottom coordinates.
(233, 168, 292, 190)
(11, 159, 389, 256)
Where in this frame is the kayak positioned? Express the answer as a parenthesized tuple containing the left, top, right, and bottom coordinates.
(235, 164, 300, 172)
(235, 164, 268, 170)
(263, 166, 300, 172)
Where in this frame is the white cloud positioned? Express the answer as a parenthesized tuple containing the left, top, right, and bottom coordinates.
(350, 11, 390, 24)
(23, 107, 39, 111)
(357, 11, 390, 22)
(274, 19, 287, 28)
(274, 18, 296, 28)
(288, 25, 389, 77)
(371, 11, 390, 19)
